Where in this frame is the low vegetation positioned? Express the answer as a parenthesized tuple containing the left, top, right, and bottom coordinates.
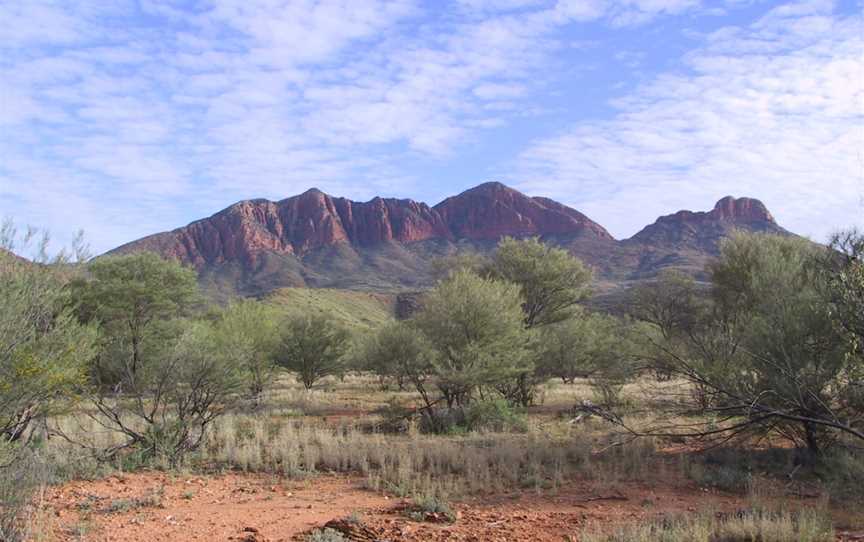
(580, 507, 835, 542)
(0, 222, 862, 539)
(625, 232, 864, 458)
(267, 287, 395, 330)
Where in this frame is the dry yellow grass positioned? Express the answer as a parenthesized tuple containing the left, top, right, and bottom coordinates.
(579, 507, 835, 542)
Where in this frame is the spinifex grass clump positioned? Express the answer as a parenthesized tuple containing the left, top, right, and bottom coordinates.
(580, 507, 835, 542)
(192, 413, 670, 499)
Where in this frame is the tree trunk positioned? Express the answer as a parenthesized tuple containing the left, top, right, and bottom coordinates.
(802, 421, 821, 464)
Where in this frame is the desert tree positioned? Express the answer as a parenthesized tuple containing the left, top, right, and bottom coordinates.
(0, 222, 97, 541)
(354, 320, 431, 392)
(72, 252, 199, 382)
(488, 237, 593, 328)
(412, 270, 533, 410)
(1, 218, 90, 267)
(624, 232, 863, 459)
(628, 269, 707, 342)
(535, 311, 636, 405)
(213, 299, 280, 407)
(275, 312, 351, 389)
(354, 320, 438, 416)
(486, 237, 593, 405)
(824, 229, 864, 430)
(826, 229, 864, 346)
(430, 251, 491, 280)
(69, 253, 242, 463)
(91, 319, 244, 464)
(0, 232, 97, 445)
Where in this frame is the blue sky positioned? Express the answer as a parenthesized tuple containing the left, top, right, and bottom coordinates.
(1, 0, 862, 255)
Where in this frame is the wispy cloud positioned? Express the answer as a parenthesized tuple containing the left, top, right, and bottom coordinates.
(512, 0, 864, 242)
(1, 0, 857, 253)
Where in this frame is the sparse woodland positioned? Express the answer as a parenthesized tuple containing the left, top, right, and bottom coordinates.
(0, 220, 862, 541)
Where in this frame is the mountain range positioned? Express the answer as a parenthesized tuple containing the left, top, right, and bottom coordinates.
(109, 182, 788, 299)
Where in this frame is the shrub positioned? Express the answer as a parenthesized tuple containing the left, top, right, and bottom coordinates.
(628, 234, 863, 457)
(0, 249, 96, 443)
(213, 300, 280, 407)
(464, 399, 528, 433)
(68, 254, 243, 464)
(0, 229, 96, 540)
(580, 507, 834, 542)
(306, 528, 347, 542)
(90, 320, 245, 465)
(408, 495, 457, 523)
(818, 448, 864, 506)
(418, 408, 466, 435)
(373, 398, 415, 433)
(412, 270, 532, 410)
(276, 313, 351, 390)
(354, 321, 433, 398)
(0, 445, 51, 542)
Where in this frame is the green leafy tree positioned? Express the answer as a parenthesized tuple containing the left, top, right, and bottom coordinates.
(536, 311, 624, 383)
(628, 233, 863, 458)
(213, 299, 280, 406)
(72, 252, 199, 381)
(0, 249, 96, 443)
(70, 253, 241, 463)
(535, 311, 637, 405)
(0, 223, 97, 542)
(825, 229, 864, 430)
(355, 321, 436, 408)
(488, 237, 592, 328)
(485, 237, 593, 405)
(430, 251, 490, 280)
(413, 270, 533, 409)
(827, 229, 864, 348)
(276, 313, 351, 389)
(91, 319, 244, 463)
(629, 270, 707, 341)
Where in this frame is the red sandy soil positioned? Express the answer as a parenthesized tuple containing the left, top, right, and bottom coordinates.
(42, 471, 864, 541)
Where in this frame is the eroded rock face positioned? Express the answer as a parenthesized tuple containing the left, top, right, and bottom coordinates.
(433, 182, 614, 240)
(111, 182, 612, 269)
(112, 189, 457, 268)
(329, 195, 452, 246)
(710, 196, 775, 223)
(628, 196, 783, 253)
(109, 187, 790, 296)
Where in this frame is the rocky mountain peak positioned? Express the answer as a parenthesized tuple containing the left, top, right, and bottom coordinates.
(433, 182, 613, 240)
(628, 195, 784, 253)
(710, 196, 775, 223)
(108, 184, 791, 296)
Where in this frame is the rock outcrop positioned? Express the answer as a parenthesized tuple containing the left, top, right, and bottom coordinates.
(109, 185, 790, 296)
(434, 182, 613, 240)
(627, 195, 784, 253)
(111, 182, 612, 270)
(113, 189, 453, 269)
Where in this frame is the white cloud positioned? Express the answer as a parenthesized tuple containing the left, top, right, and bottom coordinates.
(473, 83, 528, 99)
(512, 1, 864, 242)
(0, 1, 86, 47)
(2, 0, 832, 255)
(455, 0, 549, 11)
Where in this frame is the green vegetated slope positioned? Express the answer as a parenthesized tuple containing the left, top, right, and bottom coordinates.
(266, 287, 396, 330)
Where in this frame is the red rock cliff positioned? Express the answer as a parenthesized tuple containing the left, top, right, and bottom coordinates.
(433, 182, 614, 240)
(112, 188, 455, 268)
(628, 195, 782, 252)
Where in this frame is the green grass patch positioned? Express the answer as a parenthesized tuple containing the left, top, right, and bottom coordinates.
(266, 287, 395, 330)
